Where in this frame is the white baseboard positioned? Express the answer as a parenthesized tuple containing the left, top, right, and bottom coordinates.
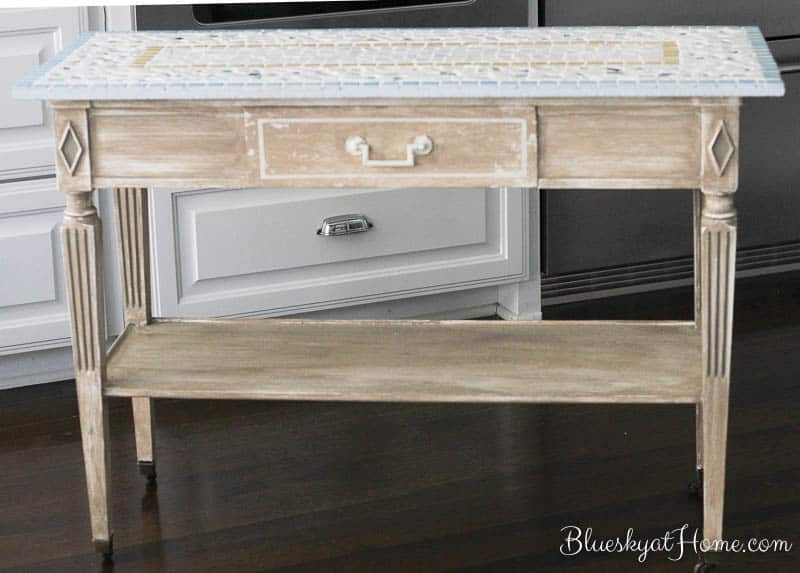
(0, 346, 74, 390)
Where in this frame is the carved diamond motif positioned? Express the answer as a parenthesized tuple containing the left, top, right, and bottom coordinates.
(58, 122, 83, 176)
(708, 120, 735, 176)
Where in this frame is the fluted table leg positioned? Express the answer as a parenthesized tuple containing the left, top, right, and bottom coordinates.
(698, 107, 739, 547)
(700, 191, 736, 546)
(54, 103, 113, 556)
(113, 187, 156, 482)
(62, 191, 112, 556)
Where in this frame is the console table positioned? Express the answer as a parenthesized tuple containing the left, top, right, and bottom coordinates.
(15, 27, 784, 558)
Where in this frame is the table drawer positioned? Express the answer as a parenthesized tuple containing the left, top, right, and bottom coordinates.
(245, 106, 537, 188)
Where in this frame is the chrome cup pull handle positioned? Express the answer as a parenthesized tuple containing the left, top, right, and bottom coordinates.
(317, 214, 373, 237)
(345, 135, 433, 168)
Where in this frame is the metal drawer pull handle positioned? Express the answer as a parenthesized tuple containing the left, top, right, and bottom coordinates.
(317, 214, 373, 237)
(345, 134, 433, 167)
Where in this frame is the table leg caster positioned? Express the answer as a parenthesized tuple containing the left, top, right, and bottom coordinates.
(694, 553, 717, 572)
(94, 535, 113, 559)
(138, 461, 157, 483)
(689, 468, 703, 498)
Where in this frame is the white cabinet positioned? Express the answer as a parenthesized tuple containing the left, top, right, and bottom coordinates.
(0, 8, 122, 387)
(0, 179, 70, 354)
(0, 9, 88, 364)
(151, 186, 532, 318)
(0, 9, 85, 179)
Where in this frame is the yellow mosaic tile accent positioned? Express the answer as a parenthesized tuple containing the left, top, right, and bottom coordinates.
(130, 46, 162, 68)
(663, 41, 680, 65)
(134, 40, 678, 70)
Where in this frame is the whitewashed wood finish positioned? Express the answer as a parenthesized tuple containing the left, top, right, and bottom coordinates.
(112, 186, 154, 468)
(88, 104, 537, 189)
(701, 106, 740, 194)
(700, 192, 737, 545)
(53, 102, 92, 194)
(131, 396, 154, 465)
(699, 106, 739, 545)
(57, 105, 111, 551)
(105, 319, 701, 403)
(537, 105, 701, 188)
(82, 99, 743, 191)
(245, 106, 537, 188)
(50, 95, 745, 550)
(90, 108, 250, 189)
(693, 189, 704, 472)
(113, 187, 151, 326)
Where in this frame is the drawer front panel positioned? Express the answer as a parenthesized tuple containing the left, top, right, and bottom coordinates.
(151, 186, 526, 318)
(246, 106, 537, 188)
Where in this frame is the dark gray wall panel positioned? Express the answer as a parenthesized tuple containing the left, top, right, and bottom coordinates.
(544, 191, 693, 275)
(738, 72, 800, 248)
(544, 1, 799, 277)
(544, 0, 800, 38)
(545, 71, 800, 276)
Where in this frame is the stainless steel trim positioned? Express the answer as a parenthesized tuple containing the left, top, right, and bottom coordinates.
(769, 37, 800, 74)
(191, 1, 478, 27)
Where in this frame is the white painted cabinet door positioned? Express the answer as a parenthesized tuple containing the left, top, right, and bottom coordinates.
(0, 8, 85, 179)
(151, 187, 527, 318)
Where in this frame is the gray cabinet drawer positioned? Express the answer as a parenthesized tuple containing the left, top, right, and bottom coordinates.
(544, 0, 800, 39)
(151, 186, 527, 317)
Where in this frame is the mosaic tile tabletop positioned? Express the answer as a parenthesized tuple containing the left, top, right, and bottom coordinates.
(14, 27, 784, 100)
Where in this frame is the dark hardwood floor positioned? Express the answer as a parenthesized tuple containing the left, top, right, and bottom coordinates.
(1, 273, 798, 572)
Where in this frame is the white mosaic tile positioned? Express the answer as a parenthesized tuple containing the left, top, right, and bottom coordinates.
(13, 27, 784, 100)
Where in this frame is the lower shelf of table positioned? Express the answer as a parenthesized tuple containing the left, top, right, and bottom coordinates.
(104, 319, 702, 404)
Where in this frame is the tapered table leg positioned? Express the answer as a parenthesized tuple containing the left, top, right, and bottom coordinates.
(698, 107, 739, 546)
(699, 190, 736, 545)
(113, 187, 156, 482)
(54, 104, 113, 556)
(62, 191, 113, 556)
